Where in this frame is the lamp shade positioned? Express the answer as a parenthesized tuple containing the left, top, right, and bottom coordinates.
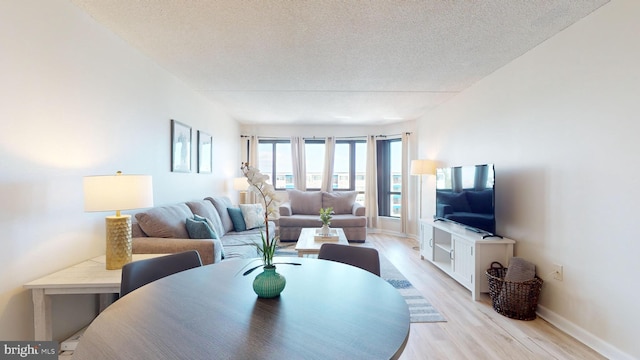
(410, 159, 437, 176)
(84, 174, 154, 212)
(233, 177, 249, 191)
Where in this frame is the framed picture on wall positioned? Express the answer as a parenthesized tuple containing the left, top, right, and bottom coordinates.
(198, 131, 213, 174)
(171, 119, 192, 173)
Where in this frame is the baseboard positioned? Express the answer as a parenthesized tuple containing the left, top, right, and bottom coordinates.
(537, 305, 635, 360)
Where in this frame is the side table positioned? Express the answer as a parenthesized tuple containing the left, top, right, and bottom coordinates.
(24, 254, 163, 341)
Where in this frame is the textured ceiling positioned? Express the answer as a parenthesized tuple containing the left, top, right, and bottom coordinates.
(70, 0, 608, 125)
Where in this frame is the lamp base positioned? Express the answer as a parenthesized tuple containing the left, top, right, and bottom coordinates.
(105, 215, 132, 270)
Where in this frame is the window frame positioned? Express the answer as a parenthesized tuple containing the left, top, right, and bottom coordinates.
(258, 139, 291, 190)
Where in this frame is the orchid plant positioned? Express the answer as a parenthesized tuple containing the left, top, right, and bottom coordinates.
(241, 162, 280, 267)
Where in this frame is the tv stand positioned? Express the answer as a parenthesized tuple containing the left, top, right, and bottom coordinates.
(419, 219, 515, 300)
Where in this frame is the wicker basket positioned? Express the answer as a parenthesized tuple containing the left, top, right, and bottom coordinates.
(486, 262, 543, 321)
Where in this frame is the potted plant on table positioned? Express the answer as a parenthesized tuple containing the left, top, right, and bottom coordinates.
(241, 162, 286, 298)
(319, 207, 333, 236)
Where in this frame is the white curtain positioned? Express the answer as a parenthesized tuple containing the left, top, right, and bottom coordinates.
(291, 136, 306, 190)
(246, 135, 260, 204)
(401, 132, 411, 234)
(365, 135, 379, 229)
(321, 136, 335, 192)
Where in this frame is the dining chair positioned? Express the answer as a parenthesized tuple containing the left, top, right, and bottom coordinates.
(318, 243, 381, 276)
(120, 250, 203, 297)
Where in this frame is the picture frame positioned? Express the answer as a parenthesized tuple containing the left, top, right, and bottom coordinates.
(197, 131, 213, 174)
(171, 119, 192, 173)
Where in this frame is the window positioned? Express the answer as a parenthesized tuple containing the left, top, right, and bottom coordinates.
(376, 138, 402, 217)
(258, 138, 366, 198)
(334, 140, 366, 204)
(304, 140, 325, 189)
(258, 140, 293, 190)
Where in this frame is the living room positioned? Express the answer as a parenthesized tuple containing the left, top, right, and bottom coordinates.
(2, 0, 639, 359)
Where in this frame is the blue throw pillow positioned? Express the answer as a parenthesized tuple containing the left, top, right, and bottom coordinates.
(227, 207, 247, 232)
(186, 216, 217, 239)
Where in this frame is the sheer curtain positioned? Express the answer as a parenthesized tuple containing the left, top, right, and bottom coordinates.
(365, 135, 379, 229)
(400, 132, 411, 234)
(321, 136, 335, 192)
(291, 136, 306, 190)
(246, 135, 260, 204)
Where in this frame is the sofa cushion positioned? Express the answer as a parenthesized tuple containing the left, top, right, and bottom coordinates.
(135, 203, 194, 238)
(185, 216, 218, 239)
(240, 203, 265, 229)
(322, 191, 357, 214)
(278, 214, 322, 228)
(186, 200, 225, 238)
(227, 207, 247, 232)
(329, 214, 367, 227)
(206, 196, 235, 234)
(288, 189, 322, 215)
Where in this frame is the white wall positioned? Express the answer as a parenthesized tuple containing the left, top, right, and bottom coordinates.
(416, 0, 639, 358)
(0, 0, 240, 341)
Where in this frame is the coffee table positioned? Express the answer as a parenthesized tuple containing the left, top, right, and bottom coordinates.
(295, 227, 349, 257)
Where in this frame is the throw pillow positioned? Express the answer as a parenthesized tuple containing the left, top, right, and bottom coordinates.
(135, 204, 194, 238)
(227, 207, 247, 232)
(206, 196, 235, 234)
(186, 200, 226, 238)
(240, 203, 265, 229)
(322, 191, 358, 214)
(185, 216, 217, 239)
(187, 215, 225, 259)
(287, 189, 322, 215)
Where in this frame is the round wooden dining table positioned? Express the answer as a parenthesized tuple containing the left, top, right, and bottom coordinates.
(73, 257, 410, 360)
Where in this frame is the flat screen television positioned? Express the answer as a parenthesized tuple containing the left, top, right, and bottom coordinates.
(434, 164, 496, 235)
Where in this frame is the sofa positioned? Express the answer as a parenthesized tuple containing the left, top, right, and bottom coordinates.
(278, 189, 367, 242)
(131, 196, 276, 265)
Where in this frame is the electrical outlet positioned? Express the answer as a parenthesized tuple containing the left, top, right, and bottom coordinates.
(552, 264, 563, 281)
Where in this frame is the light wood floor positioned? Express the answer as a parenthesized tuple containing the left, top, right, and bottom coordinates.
(367, 233, 605, 360)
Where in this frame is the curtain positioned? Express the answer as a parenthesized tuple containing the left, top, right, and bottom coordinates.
(365, 135, 379, 229)
(246, 135, 259, 204)
(291, 136, 306, 190)
(321, 136, 335, 192)
(400, 132, 411, 234)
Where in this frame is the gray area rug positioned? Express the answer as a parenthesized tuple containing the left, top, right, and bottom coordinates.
(275, 243, 446, 323)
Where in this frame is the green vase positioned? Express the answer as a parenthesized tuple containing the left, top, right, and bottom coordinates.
(253, 265, 286, 298)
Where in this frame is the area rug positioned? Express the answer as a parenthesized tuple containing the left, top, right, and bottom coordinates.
(274, 243, 446, 323)
(378, 253, 446, 323)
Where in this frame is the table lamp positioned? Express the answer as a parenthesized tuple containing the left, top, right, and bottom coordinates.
(83, 171, 153, 270)
(233, 177, 249, 204)
(410, 160, 437, 220)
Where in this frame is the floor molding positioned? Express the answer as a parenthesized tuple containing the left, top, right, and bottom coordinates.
(537, 305, 634, 360)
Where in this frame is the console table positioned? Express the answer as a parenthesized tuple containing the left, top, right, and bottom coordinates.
(419, 219, 515, 300)
(23, 254, 163, 341)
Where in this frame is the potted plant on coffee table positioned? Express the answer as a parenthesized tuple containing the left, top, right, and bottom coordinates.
(319, 207, 333, 236)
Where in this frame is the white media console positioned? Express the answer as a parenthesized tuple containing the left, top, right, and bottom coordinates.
(419, 219, 515, 300)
